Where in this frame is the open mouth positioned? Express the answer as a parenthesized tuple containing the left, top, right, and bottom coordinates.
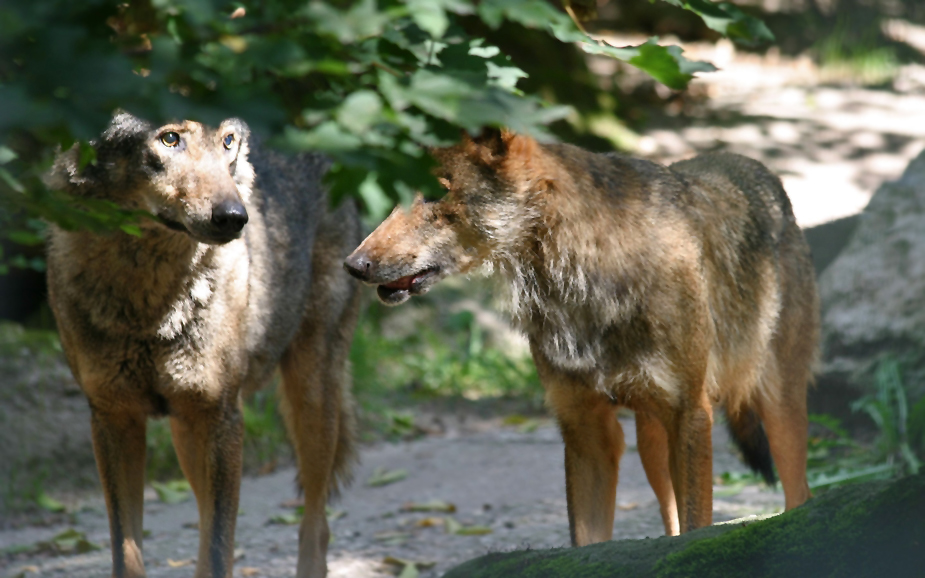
(376, 267, 440, 304)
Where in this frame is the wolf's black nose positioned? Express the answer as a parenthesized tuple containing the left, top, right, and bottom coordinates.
(344, 252, 376, 282)
(212, 200, 249, 235)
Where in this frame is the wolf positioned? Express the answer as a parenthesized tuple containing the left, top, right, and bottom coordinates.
(344, 129, 819, 543)
(45, 113, 361, 578)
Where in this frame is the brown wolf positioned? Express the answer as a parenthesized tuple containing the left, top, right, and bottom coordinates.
(345, 129, 818, 543)
(46, 113, 360, 578)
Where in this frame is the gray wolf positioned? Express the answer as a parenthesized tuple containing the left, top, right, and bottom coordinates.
(344, 129, 818, 543)
(46, 113, 360, 577)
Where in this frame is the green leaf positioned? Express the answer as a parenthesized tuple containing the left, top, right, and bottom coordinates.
(152, 480, 192, 504)
(0, 147, 17, 165)
(406, 0, 450, 39)
(77, 142, 97, 170)
(7, 230, 44, 246)
(659, 0, 774, 45)
(41, 529, 101, 555)
(282, 123, 363, 153)
(268, 512, 301, 525)
(0, 168, 25, 194)
(367, 467, 408, 487)
(583, 38, 716, 90)
(36, 492, 66, 513)
(304, 0, 391, 44)
(337, 90, 384, 135)
(120, 224, 143, 237)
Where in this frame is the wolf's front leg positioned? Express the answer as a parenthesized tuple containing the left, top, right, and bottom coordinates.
(90, 406, 148, 578)
(170, 399, 244, 578)
(635, 410, 680, 536)
(666, 389, 714, 533)
(541, 369, 625, 547)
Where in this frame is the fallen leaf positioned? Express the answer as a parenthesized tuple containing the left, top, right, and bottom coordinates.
(383, 556, 435, 578)
(502, 414, 529, 426)
(416, 516, 445, 527)
(167, 558, 194, 568)
(617, 502, 639, 511)
(241, 568, 261, 577)
(267, 513, 300, 525)
(518, 419, 540, 433)
(152, 480, 191, 504)
(444, 517, 493, 535)
(326, 507, 347, 521)
(401, 499, 456, 513)
(36, 492, 66, 513)
(444, 517, 462, 535)
(367, 467, 408, 487)
(373, 530, 410, 546)
(280, 498, 302, 508)
(39, 529, 102, 554)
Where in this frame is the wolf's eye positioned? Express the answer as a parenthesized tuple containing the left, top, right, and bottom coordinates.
(160, 132, 180, 147)
(223, 133, 235, 150)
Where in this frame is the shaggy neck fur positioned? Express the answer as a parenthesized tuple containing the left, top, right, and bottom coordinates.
(482, 144, 654, 374)
(50, 225, 223, 340)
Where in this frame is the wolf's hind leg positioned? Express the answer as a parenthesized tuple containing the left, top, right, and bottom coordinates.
(170, 400, 244, 578)
(542, 372, 625, 547)
(90, 406, 148, 578)
(635, 410, 679, 536)
(665, 388, 714, 533)
(280, 213, 361, 578)
(756, 373, 811, 510)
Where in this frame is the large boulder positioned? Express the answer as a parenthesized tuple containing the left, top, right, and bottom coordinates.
(443, 473, 925, 578)
(813, 150, 925, 424)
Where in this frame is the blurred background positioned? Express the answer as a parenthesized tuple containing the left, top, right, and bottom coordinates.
(3, 0, 925, 575)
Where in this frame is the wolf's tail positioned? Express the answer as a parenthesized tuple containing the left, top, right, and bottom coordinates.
(725, 407, 777, 485)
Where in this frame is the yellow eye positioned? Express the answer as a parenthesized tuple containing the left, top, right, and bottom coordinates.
(223, 133, 235, 149)
(160, 132, 180, 147)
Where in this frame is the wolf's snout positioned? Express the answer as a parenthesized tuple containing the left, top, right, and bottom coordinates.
(344, 251, 376, 282)
(212, 199, 249, 235)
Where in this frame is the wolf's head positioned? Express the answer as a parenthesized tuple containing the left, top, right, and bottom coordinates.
(344, 128, 551, 305)
(48, 112, 256, 244)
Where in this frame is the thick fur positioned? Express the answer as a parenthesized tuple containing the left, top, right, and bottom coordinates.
(46, 113, 361, 578)
(345, 129, 819, 542)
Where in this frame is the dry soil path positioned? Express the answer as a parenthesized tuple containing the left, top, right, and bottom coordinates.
(1, 418, 781, 578)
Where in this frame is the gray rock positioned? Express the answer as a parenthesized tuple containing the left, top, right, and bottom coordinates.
(815, 150, 925, 421)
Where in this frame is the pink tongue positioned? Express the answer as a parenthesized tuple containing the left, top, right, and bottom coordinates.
(383, 275, 415, 290)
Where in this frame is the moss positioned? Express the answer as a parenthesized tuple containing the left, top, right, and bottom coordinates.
(444, 474, 925, 578)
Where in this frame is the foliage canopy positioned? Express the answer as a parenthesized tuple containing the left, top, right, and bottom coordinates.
(0, 0, 771, 260)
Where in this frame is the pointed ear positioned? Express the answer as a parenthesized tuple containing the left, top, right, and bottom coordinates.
(464, 127, 537, 167)
(43, 144, 85, 192)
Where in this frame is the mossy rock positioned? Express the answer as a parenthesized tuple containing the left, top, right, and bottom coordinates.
(443, 474, 925, 578)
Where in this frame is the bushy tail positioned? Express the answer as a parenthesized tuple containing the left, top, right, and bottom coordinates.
(725, 407, 777, 485)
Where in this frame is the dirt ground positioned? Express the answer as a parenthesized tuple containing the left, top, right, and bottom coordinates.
(4, 33, 925, 578)
(0, 416, 781, 578)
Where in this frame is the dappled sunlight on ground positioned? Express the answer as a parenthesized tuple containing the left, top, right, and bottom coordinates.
(593, 33, 925, 227)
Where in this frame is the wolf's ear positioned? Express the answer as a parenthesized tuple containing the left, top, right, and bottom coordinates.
(464, 127, 536, 166)
(44, 144, 91, 193)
